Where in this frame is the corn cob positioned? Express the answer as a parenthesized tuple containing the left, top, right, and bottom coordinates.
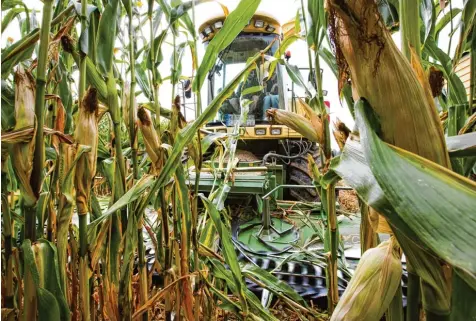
(74, 87, 99, 215)
(267, 108, 323, 143)
(137, 107, 163, 174)
(331, 237, 402, 321)
(327, 0, 450, 168)
(8, 67, 37, 207)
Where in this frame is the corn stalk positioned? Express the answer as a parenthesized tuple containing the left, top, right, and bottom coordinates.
(304, 0, 338, 312)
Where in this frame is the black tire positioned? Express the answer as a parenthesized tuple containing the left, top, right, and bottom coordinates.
(287, 147, 322, 202)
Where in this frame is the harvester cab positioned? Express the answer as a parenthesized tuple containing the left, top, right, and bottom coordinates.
(189, 13, 333, 204)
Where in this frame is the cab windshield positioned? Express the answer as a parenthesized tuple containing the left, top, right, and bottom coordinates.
(207, 34, 282, 123)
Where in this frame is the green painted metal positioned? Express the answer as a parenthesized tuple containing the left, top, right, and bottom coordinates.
(237, 217, 299, 253)
(187, 174, 268, 194)
(190, 163, 284, 198)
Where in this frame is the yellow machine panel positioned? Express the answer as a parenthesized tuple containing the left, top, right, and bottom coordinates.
(209, 124, 302, 140)
(199, 15, 281, 43)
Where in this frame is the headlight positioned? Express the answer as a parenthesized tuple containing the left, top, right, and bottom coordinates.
(255, 128, 266, 135)
(266, 25, 275, 33)
(203, 26, 213, 35)
(216, 128, 227, 133)
(254, 20, 264, 28)
(271, 128, 281, 135)
(214, 21, 223, 29)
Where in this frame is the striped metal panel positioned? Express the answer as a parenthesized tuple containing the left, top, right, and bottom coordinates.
(455, 54, 472, 100)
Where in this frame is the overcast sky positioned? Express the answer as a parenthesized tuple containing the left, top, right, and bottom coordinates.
(2, 0, 465, 141)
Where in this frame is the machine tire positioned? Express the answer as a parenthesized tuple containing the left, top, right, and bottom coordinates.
(287, 147, 322, 202)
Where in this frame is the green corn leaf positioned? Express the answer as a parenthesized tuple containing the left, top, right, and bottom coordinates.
(307, 0, 325, 48)
(96, 0, 119, 76)
(450, 273, 476, 320)
(201, 132, 226, 154)
(1, 30, 37, 79)
(175, 164, 192, 246)
(88, 175, 156, 230)
(135, 62, 153, 100)
(21, 240, 64, 321)
(2, 7, 25, 32)
(199, 219, 217, 249)
(199, 195, 247, 311)
(121, 0, 131, 16)
(147, 30, 167, 70)
(1, 80, 15, 130)
(420, 0, 434, 45)
(193, 0, 261, 92)
(33, 240, 70, 321)
(285, 63, 316, 97)
(35, 192, 49, 238)
(241, 85, 263, 97)
(118, 210, 138, 318)
(170, 41, 187, 85)
(334, 99, 476, 288)
(434, 8, 462, 41)
(454, 0, 476, 63)
(267, 32, 298, 79)
(446, 132, 476, 157)
(377, 0, 399, 31)
(207, 258, 278, 321)
(424, 36, 468, 105)
(243, 264, 307, 307)
(294, 10, 301, 34)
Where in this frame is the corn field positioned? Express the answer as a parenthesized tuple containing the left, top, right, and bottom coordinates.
(1, 0, 476, 320)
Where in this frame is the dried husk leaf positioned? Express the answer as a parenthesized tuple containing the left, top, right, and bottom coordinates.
(74, 87, 99, 215)
(331, 237, 402, 321)
(137, 107, 163, 174)
(266, 108, 321, 143)
(170, 96, 202, 170)
(1, 126, 72, 144)
(9, 67, 37, 206)
(49, 95, 66, 153)
(299, 97, 326, 146)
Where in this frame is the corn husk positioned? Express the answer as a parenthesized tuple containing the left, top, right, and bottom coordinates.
(267, 108, 323, 144)
(122, 81, 137, 132)
(368, 207, 393, 234)
(74, 87, 99, 215)
(44, 95, 66, 154)
(137, 107, 163, 174)
(327, 0, 452, 313)
(331, 237, 402, 321)
(8, 67, 37, 207)
(327, 0, 450, 168)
